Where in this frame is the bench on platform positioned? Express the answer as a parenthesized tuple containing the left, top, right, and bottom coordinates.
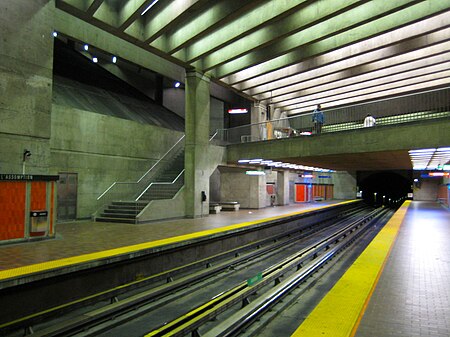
(209, 203, 222, 214)
(218, 201, 240, 211)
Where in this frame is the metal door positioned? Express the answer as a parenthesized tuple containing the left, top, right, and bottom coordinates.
(57, 172, 78, 220)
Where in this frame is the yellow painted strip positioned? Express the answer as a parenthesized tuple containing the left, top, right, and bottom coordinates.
(0, 200, 358, 282)
(291, 200, 411, 337)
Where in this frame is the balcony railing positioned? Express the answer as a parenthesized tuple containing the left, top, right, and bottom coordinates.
(212, 88, 450, 144)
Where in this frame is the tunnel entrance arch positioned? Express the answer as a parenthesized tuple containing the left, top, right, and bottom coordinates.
(358, 171, 412, 206)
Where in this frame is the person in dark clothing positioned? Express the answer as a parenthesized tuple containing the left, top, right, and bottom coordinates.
(312, 104, 324, 134)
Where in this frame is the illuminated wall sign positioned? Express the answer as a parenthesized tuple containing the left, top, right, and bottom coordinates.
(228, 108, 248, 114)
(318, 175, 331, 178)
(301, 174, 314, 178)
(421, 172, 449, 178)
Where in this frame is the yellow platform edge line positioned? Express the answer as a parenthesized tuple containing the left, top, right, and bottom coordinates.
(0, 200, 358, 281)
(291, 200, 411, 337)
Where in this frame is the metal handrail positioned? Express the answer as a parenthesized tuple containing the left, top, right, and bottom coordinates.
(215, 87, 450, 144)
(137, 135, 185, 183)
(135, 169, 185, 201)
(96, 135, 185, 200)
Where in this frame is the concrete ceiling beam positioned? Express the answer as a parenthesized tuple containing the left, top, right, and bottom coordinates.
(276, 66, 450, 111)
(287, 76, 450, 114)
(254, 39, 450, 103)
(58, 0, 94, 12)
(151, 0, 265, 55)
(235, 13, 450, 95)
(212, 0, 447, 80)
(92, 0, 120, 27)
(269, 52, 450, 107)
(191, 0, 366, 72)
(172, 0, 311, 63)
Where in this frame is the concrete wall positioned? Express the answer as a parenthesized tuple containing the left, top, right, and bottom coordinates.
(332, 171, 357, 199)
(51, 105, 183, 218)
(413, 179, 439, 201)
(0, 1, 54, 174)
(219, 167, 267, 209)
(164, 88, 224, 135)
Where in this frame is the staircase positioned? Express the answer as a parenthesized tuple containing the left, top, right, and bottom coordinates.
(95, 149, 185, 224)
(96, 201, 148, 224)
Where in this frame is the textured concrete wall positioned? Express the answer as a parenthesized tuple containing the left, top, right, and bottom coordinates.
(333, 171, 357, 199)
(51, 105, 183, 218)
(0, 1, 54, 174)
(413, 179, 439, 201)
(220, 167, 267, 209)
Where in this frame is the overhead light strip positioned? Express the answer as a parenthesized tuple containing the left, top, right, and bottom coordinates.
(141, 0, 159, 15)
(409, 147, 450, 170)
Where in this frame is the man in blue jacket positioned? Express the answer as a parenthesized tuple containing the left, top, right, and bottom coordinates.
(312, 104, 324, 134)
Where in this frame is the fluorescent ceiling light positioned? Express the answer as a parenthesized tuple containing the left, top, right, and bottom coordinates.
(246, 170, 265, 176)
(237, 158, 333, 172)
(141, 0, 159, 15)
(228, 108, 248, 114)
(410, 147, 450, 170)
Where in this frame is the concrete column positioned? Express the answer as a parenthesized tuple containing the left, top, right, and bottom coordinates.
(185, 71, 210, 218)
(277, 171, 290, 205)
(251, 102, 267, 141)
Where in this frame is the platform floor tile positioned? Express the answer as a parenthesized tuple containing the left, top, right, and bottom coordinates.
(355, 202, 450, 337)
(0, 201, 346, 273)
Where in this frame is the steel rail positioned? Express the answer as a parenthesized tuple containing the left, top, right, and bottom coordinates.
(144, 208, 386, 337)
(3, 206, 367, 336)
(206, 208, 391, 337)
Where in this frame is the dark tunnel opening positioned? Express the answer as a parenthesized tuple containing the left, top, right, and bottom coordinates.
(358, 171, 412, 207)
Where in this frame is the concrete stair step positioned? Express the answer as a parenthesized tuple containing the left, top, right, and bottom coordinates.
(107, 205, 146, 211)
(96, 217, 136, 224)
(101, 212, 138, 218)
(111, 201, 147, 207)
(104, 209, 140, 215)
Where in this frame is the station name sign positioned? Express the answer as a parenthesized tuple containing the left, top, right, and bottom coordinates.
(0, 174, 59, 181)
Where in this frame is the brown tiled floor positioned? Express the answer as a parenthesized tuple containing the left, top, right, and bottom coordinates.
(0, 202, 339, 270)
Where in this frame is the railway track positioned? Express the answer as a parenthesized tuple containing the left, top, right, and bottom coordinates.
(3, 205, 391, 337)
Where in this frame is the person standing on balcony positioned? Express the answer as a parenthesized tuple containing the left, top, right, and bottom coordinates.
(364, 114, 376, 127)
(312, 104, 324, 134)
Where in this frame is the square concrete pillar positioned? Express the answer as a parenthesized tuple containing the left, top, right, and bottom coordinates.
(185, 71, 210, 218)
(277, 171, 290, 205)
(251, 102, 267, 141)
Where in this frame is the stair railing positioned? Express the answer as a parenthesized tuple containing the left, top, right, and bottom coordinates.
(94, 135, 185, 217)
(135, 169, 185, 201)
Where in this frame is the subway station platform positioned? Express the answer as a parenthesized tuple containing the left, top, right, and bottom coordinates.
(0, 201, 343, 272)
(1, 200, 449, 337)
(293, 201, 450, 337)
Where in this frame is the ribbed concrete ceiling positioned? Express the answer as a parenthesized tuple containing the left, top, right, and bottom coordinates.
(56, 0, 450, 115)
